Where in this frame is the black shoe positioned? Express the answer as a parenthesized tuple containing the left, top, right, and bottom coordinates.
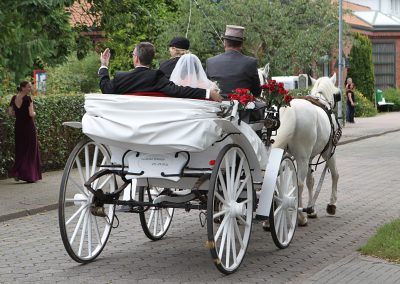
(116, 205, 133, 213)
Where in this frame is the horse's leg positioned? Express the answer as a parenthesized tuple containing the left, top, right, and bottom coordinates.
(326, 154, 339, 215)
(306, 165, 317, 218)
(296, 158, 309, 226)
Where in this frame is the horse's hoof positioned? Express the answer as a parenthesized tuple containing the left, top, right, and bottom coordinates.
(298, 220, 308, 227)
(298, 215, 308, 226)
(262, 221, 271, 231)
(308, 212, 318, 219)
(326, 204, 336, 215)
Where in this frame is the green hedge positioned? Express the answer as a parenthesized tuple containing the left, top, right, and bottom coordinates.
(0, 94, 85, 177)
(354, 90, 377, 117)
(383, 88, 400, 111)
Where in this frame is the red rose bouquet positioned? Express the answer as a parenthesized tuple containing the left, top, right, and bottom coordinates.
(227, 88, 255, 110)
(261, 80, 293, 108)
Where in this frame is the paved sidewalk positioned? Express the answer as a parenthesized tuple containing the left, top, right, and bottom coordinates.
(0, 111, 400, 283)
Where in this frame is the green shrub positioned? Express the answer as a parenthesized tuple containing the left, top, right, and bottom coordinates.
(46, 52, 100, 95)
(0, 93, 85, 177)
(383, 88, 400, 111)
(354, 90, 377, 117)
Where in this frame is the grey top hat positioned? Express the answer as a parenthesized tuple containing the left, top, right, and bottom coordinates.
(222, 25, 245, 42)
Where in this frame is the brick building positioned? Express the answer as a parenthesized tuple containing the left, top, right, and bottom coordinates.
(343, 0, 400, 89)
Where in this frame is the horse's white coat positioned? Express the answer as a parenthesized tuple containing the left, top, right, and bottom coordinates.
(272, 75, 340, 225)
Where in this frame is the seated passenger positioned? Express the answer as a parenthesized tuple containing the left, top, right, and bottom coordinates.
(170, 53, 217, 90)
(98, 42, 222, 102)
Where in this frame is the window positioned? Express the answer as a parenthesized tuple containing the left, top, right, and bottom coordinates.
(372, 41, 396, 89)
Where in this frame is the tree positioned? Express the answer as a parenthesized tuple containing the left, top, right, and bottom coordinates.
(156, 0, 344, 76)
(347, 33, 375, 101)
(0, 0, 76, 91)
(78, 0, 178, 73)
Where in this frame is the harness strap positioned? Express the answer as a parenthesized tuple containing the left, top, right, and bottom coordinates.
(294, 97, 342, 168)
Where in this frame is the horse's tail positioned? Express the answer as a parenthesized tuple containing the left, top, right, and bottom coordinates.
(272, 106, 296, 150)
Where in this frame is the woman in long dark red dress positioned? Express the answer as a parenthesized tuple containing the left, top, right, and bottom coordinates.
(8, 81, 42, 183)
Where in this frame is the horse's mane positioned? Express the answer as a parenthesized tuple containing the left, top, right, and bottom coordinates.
(310, 77, 339, 109)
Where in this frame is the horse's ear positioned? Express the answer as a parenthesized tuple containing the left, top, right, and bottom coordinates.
(309, 75, 317, 85)
(263, 63, 270, 78)
(330, 73, 337, 85)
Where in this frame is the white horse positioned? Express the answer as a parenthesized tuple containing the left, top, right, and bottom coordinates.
(271, 74, 340, 226)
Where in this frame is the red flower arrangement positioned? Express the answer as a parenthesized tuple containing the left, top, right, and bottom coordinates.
(261, 80, 293, 107)
(228, 88, 255, 109)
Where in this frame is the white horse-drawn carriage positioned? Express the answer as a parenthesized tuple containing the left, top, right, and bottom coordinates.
(58, 92, 300, 274)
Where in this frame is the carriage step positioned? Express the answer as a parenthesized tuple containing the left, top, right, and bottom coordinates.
(153, 193, 196, 204)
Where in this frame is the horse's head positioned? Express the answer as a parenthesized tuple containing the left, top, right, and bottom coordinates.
(258, 63, 270, 85)
(310, 73, 340, 109)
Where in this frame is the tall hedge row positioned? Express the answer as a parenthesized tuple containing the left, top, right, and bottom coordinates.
(0, 94, 85, 177)
(347, 33, 375, 102)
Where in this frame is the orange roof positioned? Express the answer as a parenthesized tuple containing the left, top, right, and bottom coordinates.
(68, 1, 98, 27)
(342, 1, 372, 29)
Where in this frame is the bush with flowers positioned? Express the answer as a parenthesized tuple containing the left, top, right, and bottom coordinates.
(261, 80, 293, 108)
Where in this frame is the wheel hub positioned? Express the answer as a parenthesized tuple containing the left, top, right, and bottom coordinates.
(282, 196, 296, 210)
(73, 193, 88, 206)
(230, 201, 246, 218)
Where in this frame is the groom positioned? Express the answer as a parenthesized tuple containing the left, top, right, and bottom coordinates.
(206, 25, 261, 98)
(99, 42, 222, 102)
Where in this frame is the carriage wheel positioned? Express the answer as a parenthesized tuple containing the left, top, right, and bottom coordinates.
(207, 144, 253, 274)
(139, 186, 174, 241)
(269, 155, 298, 249)
(59, 138, 115, 263)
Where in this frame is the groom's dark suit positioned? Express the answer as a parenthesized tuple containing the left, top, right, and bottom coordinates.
(99, 66, 207, 99)
(206, 50, 261, 97)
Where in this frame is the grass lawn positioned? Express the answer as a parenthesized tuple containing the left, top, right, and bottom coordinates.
(359, 218, 400, 263)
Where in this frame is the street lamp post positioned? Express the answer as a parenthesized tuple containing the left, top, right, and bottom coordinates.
(337, 0, 344, 126)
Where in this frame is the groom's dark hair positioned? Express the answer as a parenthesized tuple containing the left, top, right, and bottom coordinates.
(135, 42, 155, 66)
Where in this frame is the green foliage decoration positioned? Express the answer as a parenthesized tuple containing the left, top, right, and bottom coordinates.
(45, 52, 100, 94)
(0, 94, 85, 177)
(347, 33, 375, 102)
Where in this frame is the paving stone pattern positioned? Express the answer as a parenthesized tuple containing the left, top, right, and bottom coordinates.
(1, 132, 400, 283)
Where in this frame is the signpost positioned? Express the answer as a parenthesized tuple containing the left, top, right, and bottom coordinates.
(33, 70, 46, 96)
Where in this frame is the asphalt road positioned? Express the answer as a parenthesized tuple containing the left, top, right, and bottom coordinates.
(1, 132, 400, 283)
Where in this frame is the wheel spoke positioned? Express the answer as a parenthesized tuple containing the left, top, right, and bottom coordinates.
(213, 209, 228, 219)
(235, 177, 249, 200)
(214, 212, 230, 240)
(217, 170, 229, 201)
(218, 218, 229, 260)
(229, 150, 237, 198)
(230, 221, 237, 267)
(88, 210, 92, 256)
(225, 218, 231, 268)
(91, 146, 99, 177)
(91, 214, 102, 246)
(66, 203, 87, 225)
(233, 218, 244, 249)
(215, 191, 227, 206)
(224, 158, 232, 200)
(84, 145, 90, 181)
(233, 156, 245, 196)
(78, 210, 89, 257)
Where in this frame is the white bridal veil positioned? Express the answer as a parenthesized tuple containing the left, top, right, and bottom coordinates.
(170, 54, 216, 89)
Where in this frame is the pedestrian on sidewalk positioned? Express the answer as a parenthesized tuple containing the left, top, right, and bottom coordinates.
(346, 77, 356, 123)
(8, 81, 42, 183)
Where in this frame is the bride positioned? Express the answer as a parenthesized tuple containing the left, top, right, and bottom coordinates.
(170, 53, 217, 90)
